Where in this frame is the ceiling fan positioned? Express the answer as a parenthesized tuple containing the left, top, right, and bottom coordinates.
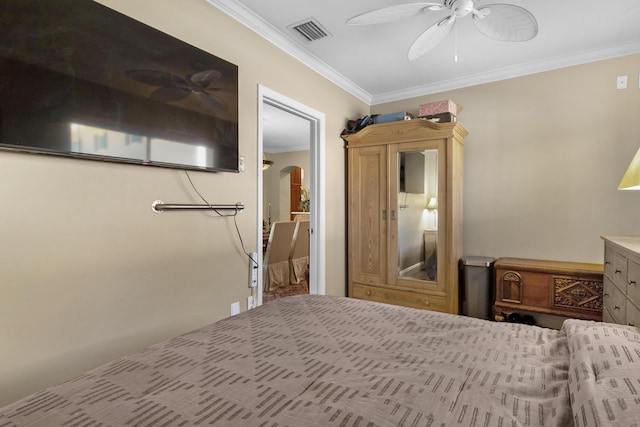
(125, 69, 227, 110)
(346, 0, 538, 60)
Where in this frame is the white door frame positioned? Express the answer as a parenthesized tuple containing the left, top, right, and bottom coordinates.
(257, 85, 326, 305)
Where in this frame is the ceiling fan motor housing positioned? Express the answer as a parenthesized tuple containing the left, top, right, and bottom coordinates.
(449, 0, 475, 17)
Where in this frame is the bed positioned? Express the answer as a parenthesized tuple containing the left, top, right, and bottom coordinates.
(1, 295, 639, 426)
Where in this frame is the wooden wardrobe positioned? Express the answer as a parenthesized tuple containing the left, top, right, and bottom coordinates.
(344, 119, 467, 314)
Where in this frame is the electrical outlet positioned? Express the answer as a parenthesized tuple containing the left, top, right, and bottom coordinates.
(617, 75, 628, 90)
(230, 301, 240, 316)
(247, 295, 255, 310)
(238, 156, 245, 172)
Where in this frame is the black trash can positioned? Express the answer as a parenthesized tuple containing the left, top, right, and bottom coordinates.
(460, 256, 495, 320)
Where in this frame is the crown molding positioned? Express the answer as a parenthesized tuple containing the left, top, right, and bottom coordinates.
(206, 0, 373, 104)
(207, 0, 640, 107)
(371, 40, 640, 105)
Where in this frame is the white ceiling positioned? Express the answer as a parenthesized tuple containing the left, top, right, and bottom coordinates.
(262, 102, 311, 153)
(207, 0, 640, 151)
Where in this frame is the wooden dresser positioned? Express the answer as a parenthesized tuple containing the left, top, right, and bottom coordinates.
(494, 257, 603, 321)
(602, 235, 640, 326)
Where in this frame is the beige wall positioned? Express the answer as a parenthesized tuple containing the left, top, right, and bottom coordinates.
(263, 150, 311, 223)
(373, 54, 640, 264)
(4, 0, 638, 409)
(0, 0, 367, 406)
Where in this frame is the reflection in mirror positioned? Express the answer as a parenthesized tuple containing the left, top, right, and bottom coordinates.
(70, 123, 213, 168)
(397, 149, 438, 282)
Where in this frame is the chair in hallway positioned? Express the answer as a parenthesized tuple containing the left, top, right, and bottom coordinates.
(289, 219, 310, 286)
(263, 221, 297, 294)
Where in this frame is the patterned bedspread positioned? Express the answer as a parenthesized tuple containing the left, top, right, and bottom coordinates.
(1, 295, 638, 426)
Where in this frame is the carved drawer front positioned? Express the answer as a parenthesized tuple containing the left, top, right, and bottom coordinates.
(500, 271, 522, 303)
(495, 268, 550, 309)
(552, 275, 603, 312)
(494, 258, 603, 321)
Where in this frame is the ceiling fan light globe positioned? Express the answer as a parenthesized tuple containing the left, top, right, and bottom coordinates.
(452, 0, 475, 17)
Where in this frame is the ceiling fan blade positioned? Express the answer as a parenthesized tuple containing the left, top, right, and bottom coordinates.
(197, 92, 227, 110)
(472, 4, 537, 41)
(190, 69, 222, 87)
(347, 2, 443, 25)
(408, 15, 455, 60)
(150, 87, 190, 102)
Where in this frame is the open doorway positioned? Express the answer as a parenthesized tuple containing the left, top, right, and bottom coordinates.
(257, 86, 325, 306)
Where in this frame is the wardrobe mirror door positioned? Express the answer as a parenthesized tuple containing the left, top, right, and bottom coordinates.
(397, 149, 438, 283)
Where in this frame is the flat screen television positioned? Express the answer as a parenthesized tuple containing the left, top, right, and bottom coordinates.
(0, 0, 239, 172)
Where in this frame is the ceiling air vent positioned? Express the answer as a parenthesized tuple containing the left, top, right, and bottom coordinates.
(289, 18, 331, 42)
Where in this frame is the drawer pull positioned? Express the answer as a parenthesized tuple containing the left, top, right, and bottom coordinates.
(366, 290, 371, 296)
(604, 293, 610, 297)
(605, 261, 611, 265)
(629, 323, 635, 327)
(424, 301, 430, 306)
(614, 305, 621, 310)
(615, 269, 622, 274)
(630, 280, 637, 286)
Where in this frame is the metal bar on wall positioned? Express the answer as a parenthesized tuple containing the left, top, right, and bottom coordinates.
(151, 200, 245, 213)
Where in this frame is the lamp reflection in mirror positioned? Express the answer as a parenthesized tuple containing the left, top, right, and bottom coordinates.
(619, 147, 640, 190)
(262, 159, 273, 170)
(425, 197, 438, 230)
(426, 197, 438, 210)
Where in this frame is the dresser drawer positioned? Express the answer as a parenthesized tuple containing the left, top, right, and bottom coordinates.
(627, 259, 640, 306)
(603, 277, 626, 324)
(613, 251, 629, 292)
(627, 301, 640, 327)
(603, 306, 615, 324)
(604, 244, 615, 280)
(352, 283, 447, 312)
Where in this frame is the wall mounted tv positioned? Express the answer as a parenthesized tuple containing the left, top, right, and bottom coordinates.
(0, 0, 239, 172)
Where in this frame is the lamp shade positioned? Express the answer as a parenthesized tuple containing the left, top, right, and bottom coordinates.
(426, 197, 438, 210)
(618, 147, 640, 190)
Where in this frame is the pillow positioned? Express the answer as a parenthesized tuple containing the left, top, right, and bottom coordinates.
(564, 319, 640, 427)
